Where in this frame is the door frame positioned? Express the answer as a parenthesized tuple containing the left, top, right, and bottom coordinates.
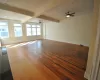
(90, 5, 100, 80)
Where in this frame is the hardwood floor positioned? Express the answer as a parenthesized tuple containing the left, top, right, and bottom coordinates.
(6, 40, 88, 80)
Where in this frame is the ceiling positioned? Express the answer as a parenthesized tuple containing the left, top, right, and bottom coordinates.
(0, 0, 94, 23)
(0, 9, 32, 21)
(43, 0, 94, 20)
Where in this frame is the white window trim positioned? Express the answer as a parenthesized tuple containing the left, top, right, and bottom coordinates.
(14, 23, 23, 37)
(0, 21, 9, 39)
(26, 23, 41, 36)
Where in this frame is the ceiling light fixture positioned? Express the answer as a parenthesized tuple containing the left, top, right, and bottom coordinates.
(65, 11, 75, 18)
(66, 15, 70, 18)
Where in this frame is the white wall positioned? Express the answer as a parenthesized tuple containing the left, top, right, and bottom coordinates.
(43, 13, 93, 46)
(0, 19, 43, 45)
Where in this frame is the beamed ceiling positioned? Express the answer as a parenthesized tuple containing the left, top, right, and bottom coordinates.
(0, 0, 94, 23)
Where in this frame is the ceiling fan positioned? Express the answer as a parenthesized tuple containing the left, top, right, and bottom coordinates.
(65, 11, 75, 18)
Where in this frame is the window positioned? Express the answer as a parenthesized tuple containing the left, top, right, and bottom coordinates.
(26, 24, 41, 36)
(26, 24, 32, 36)
(0, 21, 9, 38)
(37, 25, 41, 35)
(32, 28, 36, 35)
(32, 25, 37, 35)
(14, 24, 22, 37)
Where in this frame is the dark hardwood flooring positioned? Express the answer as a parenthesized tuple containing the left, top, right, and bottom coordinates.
(7, 40, 88, 80)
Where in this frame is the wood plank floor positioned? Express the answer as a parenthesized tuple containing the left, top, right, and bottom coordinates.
(6, 40, 88, 80)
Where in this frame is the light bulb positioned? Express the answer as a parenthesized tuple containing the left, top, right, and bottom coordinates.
(66, 15, 70, 18)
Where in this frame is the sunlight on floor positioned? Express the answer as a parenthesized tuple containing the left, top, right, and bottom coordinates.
(6, 41, 36, 48)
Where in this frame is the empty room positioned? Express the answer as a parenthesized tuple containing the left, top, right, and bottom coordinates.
(0, 0, 100, 80)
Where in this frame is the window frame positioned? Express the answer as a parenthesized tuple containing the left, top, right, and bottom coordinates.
(26, 23, 41, 36)
(0, 21, 9, 39)
(26, 24, 32, 36)
(14, 23, 23, 37)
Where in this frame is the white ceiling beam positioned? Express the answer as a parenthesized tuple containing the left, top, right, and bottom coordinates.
(22, 0, 67, 23)
(0, 3, 34, 16)
(38, 15, 60, 22)
(0, 0, 67, 22)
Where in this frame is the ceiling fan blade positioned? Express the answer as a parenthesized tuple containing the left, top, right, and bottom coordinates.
(67, 11, 70, 14)
(70, 14, 74, 16)
(72, 15, 75, 17)
(71, 12, 75, 15)
(65, 11, 75, 17)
